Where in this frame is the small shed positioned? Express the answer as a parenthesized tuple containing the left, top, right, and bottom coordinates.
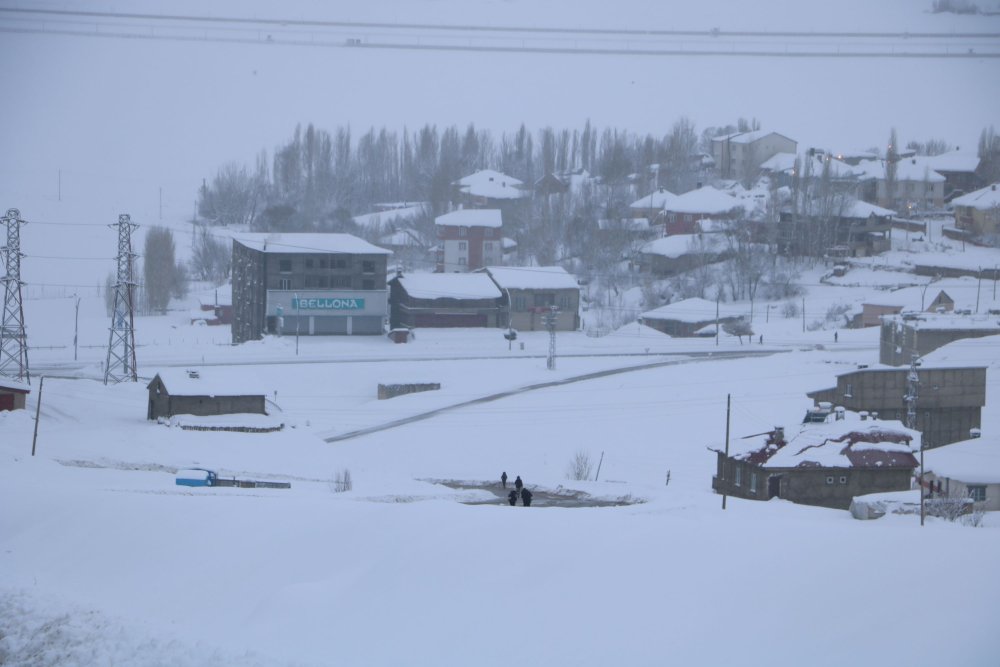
(640, 297, 744, 337)
(0, 378, 30, 411)
(147, 369, 267, 420)
(924, 433, 1000, 511)
(388, 272, 503, 329)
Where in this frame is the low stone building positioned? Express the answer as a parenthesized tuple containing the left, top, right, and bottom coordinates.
(807, 365, 986, 449)
(0, 378, 29, 411)
(639, 297, 745, 337)
(147, 369, 267, 420)
(638, 233, 726, 277)
(388, 271, 503, 328)
(711, 409, 920, 510)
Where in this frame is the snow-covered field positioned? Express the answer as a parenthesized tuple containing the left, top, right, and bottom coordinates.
(3, 317, 1000, 666)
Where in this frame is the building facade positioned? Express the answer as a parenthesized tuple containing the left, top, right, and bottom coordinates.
(484, 266, 581, 331)
(879, 313, 1000, 366)
(147, 370, 266, 420)
(231, 233, 391, 344)
(712, 131, 798, 180)
(435, 209, 503, 273)
(952, 183, 1000, 241)
(388, 272, 504, 328)
(807, 366, 986, 449)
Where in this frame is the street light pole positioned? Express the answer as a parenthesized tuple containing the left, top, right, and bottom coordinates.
(294, 293, 300, 356)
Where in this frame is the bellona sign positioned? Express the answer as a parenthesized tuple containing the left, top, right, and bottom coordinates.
(292, 297, 365, 310)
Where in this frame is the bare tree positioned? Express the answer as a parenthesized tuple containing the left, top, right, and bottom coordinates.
(566, 450, 594, 481)
(143, 226, 182, 314)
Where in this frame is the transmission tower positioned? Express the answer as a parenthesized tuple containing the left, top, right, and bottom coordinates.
(545, 305, 559, 371)
(905, 353, 920, 430)
(0, 208, 29, 383)
(104, 214, 138, 384)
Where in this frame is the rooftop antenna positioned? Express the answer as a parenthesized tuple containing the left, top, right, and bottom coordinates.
(104, 214, 138, 384)
(0, 208, 30, 383)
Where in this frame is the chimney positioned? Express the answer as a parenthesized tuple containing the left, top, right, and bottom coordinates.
(774, 426, 785, 442)
(835, 406, 846, 421)
(860, 411, 869, 421)
(871, 411, 878, 420)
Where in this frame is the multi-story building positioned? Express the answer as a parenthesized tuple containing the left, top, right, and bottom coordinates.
(952, 182, 1000, 241)
(879, 312, 1000, 366)
(711, 130, 797, 180)
(434, 209, 503, 273)
(231, 233, 391, 344)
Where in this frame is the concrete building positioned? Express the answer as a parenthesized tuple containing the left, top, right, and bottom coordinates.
(483, 266, 580, 331)
(388, 271, 503, 328)
(434, 209, 503, 273)
(807, 365, 986, 449)
(0, 378, 29, 411)
(231, 233, 392, 344)
(925, 434, 1000, 511)
(147, 369, 267, 420)
(711, 410, 920, 510)
(638, 234, 726, 277)
(639, 297, 745, 337)
(854, 158, 946, 211)
(711, 130, 797, 180)
(879, 312, 1000, 366)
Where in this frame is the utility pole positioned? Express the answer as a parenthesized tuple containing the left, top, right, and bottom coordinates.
(295, 293, 300, 356)
(73, 295, 80, 361)
(31, 376, 44, 456)
(545, 305, 558, 370)
(1, 208, 30, 383)
(801, 296, 806, 333)
(715, 295, 720, 346)
(104, 214, 138, 384)
(594, 451, 604, 482)
(976, 267, 982, 313)
(722, 393, 731, 510)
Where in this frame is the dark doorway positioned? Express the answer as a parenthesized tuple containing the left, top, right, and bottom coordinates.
(0, 394, 13, 411)
(768, 475, 782, 499)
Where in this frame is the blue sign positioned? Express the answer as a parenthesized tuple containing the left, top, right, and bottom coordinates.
(292, 297, 365, 311)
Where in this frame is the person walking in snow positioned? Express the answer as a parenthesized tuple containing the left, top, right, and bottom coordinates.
(508, 490, 518, 506)
(521, 488, 533, 507)
(501, 471, 508, 489)
(514, 476, 523, 493)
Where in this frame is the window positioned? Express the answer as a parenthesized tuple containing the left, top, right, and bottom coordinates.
(825, 476, 835, 485)
(845, 383, 853, 398)
(362, 260, 375, 274)
(459, 241, 467, 251)
(279, 278, 291, 290)
(534, 293, 555, 307)
(558, 295, 571, 310)
(484, 242, 493, 251)
(484, 228, 493, 238)
(279, 259, 292, 273)
(320, 259, 328, 269)
(968, 485, 987, 502)
(331, 275, 352, 288)
(513, 295, 526, 311)
(750, 472, 757, 494)
(304, 276, 320, 288)
(305, 259, 314, 269)
(362, 279, 375, 290)
(459, 227, 468, 237)
(333, 258, 348, 269)
(734, 466, 742, 487)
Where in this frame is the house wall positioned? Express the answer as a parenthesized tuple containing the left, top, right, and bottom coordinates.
(436, 225, 502, 272)
(807, 367, 986, 448)
(389, 288, 503, 329)
(147, 378, 265, 419)
(505, 287, 580, 331)
(925, 473, 1000, 512)
(0, 388, 28, 411)
(860, 304, 903, 328)
(876, 177, 944, 210)
(879, 320, 1000, 366)
(954, 202, 1000, 237)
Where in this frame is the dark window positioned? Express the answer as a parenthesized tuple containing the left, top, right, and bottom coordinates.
(558, 294, 572, 309)
(318, 277, 329, 288)
(279, 278, 291, 290)
(362, 260, 375, 274)
(305, 259, 314, 269)
(305, 276, 320, 288)
(459, 227, 468, 237)
(968, 485, 987, 502)
(279, 259, 292, 273)
(825, 476, 835, 485)
(331, 276, 352, 288)
(362, 279, 375, 290)
(333, 258, 348, 269)
(513, 295, 526, 311)
(534, 293, 555, 307)
(320, 259, 328, 269)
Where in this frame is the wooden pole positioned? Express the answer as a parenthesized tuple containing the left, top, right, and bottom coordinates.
(31, 376, 44, 456)
(594, 451, 605, 482)
(722, 393, 731, 510)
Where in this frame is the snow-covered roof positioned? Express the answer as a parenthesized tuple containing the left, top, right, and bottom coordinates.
(886, 312, 1000, 332)
(234, 233, 392, 255)
(759, 152, 798, 173)
(712, 130, 794, 145)
(379, 229, 424, 247)
(665, 186, 743, 215)
(640, 297, 745, 323)
(434, 209, 503, 228)
(640, 234, 722, 259)
(151, 369, 270, 397)
(0, 378, 30, 393)
(920, 152, 980, 174)
(920, 334, 1000, 370)
(924, 435, 1000, 484)
(598, 217, 650, 232)
(484, 266, 579, 290)
(725, 411, 920, 470)
(841, 198, 896, 218)
(394, 272, 502, 300)
(454, 170, 528, 200)
(854, 158, 946, 183)
(629, 188, 678, 210)
(951, 183, 1000, 210)
(353, 203, 429, 230)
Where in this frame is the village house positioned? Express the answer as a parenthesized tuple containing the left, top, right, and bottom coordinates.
(711, 408, 920, 510)
(660, 185, 745, 235)
(452, 169, 530, 207)
(388, 271, 503, 329)
(639, 297, 745, 337)
(638, 233, 726, 277)
(780, 197, 894, 258)
(147, 369, 267, 420)
(807, 364, 986, 449)
(951, 183, 1000, 242)
(879, 312, 1000, 366)
(0, 378, 29, 411)
(924, 433, 1000, 512)
(628, 188, 678, 226)
(434, 209, 503, 273)
(711, 130, 798, 181)
(482, 265, 580, 331)
(854, 289, 954, 328)
(231, 233, 392, 344)
(854, 158, 946, 212)
(916, 152, 983, 201)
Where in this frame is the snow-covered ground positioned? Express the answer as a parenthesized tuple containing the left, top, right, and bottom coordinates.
(2, 315, 1000, 665)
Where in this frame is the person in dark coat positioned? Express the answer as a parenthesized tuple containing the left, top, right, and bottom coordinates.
(521, 488, 532, 507)
(514, 476, 523, 492)
(501, 471, 508, 488)
(508, 490, 518, 506)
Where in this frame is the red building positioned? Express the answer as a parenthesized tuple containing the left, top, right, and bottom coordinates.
(434, 209, 503, 272)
